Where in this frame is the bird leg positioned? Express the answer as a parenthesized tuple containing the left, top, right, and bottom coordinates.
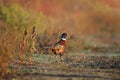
(55, 55, 59, 62)
(60, 55, 64, 62)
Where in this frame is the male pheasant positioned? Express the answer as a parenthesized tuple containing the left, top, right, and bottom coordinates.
(52, 33, 67, 61)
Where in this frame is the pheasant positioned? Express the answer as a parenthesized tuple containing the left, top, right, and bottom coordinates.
(52, 33, 67, 61)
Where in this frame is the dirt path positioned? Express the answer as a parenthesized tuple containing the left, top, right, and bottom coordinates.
(9, 55, 120, 80)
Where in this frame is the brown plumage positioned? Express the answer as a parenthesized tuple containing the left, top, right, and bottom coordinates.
(52, 33, 67, 58)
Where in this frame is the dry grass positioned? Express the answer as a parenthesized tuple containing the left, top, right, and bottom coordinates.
(0, 23, 20, 79)
(0, 22, 37, 79)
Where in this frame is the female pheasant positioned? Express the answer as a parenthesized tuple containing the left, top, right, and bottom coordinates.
(52, 33, 67, 61)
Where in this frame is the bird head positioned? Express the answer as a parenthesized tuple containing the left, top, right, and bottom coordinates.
(61, 33, 67, 40)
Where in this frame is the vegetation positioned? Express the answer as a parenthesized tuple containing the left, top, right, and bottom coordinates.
(0, 2, 49, 79)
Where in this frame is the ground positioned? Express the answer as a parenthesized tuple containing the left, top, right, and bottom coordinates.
(9, 51, 120, 80)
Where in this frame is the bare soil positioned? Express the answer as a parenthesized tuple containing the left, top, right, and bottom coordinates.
(8, 51, 120, 80)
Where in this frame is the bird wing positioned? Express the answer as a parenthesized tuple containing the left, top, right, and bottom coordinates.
(52, 44, 65, 55)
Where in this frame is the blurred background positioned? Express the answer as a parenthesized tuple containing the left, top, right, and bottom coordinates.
(0, 0, 120, 52)
(1, 0, 120, 34)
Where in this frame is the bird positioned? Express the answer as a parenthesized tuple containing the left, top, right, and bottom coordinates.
(52, 33, 67, 61)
